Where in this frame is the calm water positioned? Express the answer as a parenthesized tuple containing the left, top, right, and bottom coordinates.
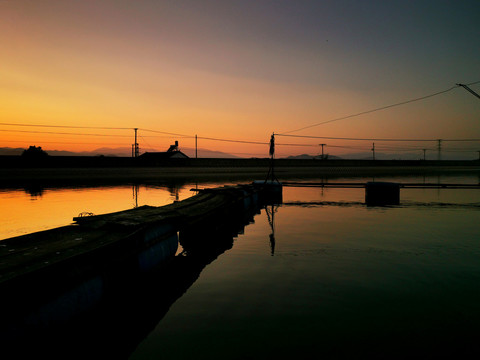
(1, 173, 480, 358)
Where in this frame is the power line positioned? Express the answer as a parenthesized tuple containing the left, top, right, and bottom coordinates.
(196, 136, 267, 145)
(442, 149, 480, 153)
(279, 81, 480, 135)
(278, 134, 436, 141)
(0, 139, 129, 146)
(0, 129, 131, 137)
(312, 144, 369, 150)
(139, 128, 272, 146)
(0, 122, 132, 130)
(138, 128, 194, 138)
(276, 143, 318, 147)
(0, 124, 268, 147)
(276, 134, 480, 142)
(0, 128, 197, 140)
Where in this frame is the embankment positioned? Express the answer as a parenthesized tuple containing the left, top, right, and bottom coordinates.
(1, 156, 479, 188)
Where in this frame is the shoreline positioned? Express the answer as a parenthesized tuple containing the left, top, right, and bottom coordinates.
(1, 165, 479, 188)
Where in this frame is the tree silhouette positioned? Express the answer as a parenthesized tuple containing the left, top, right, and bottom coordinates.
(21, 146, 49, 158)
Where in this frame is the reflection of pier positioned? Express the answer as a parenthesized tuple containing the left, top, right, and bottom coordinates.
(132, 183, 182, 208)
(282, 181, 480, 189)
(0, 184, 268, 358)
(283, 181, 480, 206)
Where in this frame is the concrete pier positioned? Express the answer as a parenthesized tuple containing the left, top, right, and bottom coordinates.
(0, 184, 263, 357)
(0, 183, 267, 350)
(252, 180, 283, 204)
(365, 182, 401, 206)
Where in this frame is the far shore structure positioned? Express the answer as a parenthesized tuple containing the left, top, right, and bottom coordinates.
(139, 141, 189, 161)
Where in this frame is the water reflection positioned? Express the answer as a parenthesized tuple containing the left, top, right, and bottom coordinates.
(0, 193, 260, 359)
(23, 184, 44, 198)
(0, 184, 195, 241)
(1, 174, 480, 358)
(265, 204, 278, 256)
(133, 184, 139, 208)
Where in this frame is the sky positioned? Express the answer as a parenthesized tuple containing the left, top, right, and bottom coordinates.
(1, 0, 479, 158)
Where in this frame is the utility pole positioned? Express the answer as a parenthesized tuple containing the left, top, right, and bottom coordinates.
(265, 133, 278, 183)
(132, 128, 139, 158)
(371, 142, 375, 160)
(422, 149, 427, 161)
(437, 139, 442, 161)
(195, 134, 198, 159)
(319, 143, 326, 159)
(456, 83, 480, 99)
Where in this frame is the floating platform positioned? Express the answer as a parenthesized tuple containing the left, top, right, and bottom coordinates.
(0, 184, 264, 288)
(252, 179, 283, 204)
(0, 183, 273, 351)
(282, 181, 480, 206)
(1, 183, 270, 357)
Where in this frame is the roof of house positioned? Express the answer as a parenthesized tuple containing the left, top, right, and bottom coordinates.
(139, 151, 189, 159)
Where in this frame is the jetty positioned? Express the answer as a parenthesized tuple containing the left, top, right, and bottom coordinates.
(0, 184, 271, 288)
(0, 182, 281, 355)
(282, 181, 480, 206)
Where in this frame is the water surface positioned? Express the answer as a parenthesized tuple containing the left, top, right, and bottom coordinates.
(1, 173, 479, 358)
(130, 176, 480, 359)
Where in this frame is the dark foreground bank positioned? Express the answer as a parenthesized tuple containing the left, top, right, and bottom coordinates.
(1, 156, 479, 188)
(1, 155, 479, 169)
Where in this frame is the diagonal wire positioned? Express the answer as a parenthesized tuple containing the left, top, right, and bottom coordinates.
(278, 82, 479, 135)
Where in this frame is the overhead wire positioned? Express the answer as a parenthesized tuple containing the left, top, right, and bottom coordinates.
(275, 134, 480, 142)
(0, 139, 128, 146)
(0, 122, 132, 130)
(0, 129, 131, 137)
(278, 81, 480, 135)
(1, 80, 479, 156)
(138, 128, 194, 138)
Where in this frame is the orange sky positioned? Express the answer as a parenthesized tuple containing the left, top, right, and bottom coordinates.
(1, 1, 479, 158)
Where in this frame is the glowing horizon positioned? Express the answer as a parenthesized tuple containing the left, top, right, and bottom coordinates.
(1, 1, 479, 158)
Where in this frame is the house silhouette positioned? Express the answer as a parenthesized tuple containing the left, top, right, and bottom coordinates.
(139, 141, 189, 161)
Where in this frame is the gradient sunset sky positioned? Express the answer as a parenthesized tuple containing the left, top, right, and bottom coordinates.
(1, 0, 479, 157)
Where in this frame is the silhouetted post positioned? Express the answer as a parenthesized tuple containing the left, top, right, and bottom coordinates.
(372, 142, 375, 160)
(423, 149, 427, 161)
(437, 139, 442, 161)
(477, 150, 480, 161)
(269, 133, 275, 181)
(319, 143, 326, 159)
(456, 83, 480, 99)
(133, 128, 139, 158)
(265, 133, 278, 183)
(195, 134, 198, 159)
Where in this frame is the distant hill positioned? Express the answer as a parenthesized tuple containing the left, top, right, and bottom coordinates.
(178, 147, 240, 158)
(283, 152, 478, 161)
(336, 151, 479, 161)
(0, 146, 240, 158)
(284, 154, 342, 160)
(0, 147, 24, 156)
(1, 147, 477, 160)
